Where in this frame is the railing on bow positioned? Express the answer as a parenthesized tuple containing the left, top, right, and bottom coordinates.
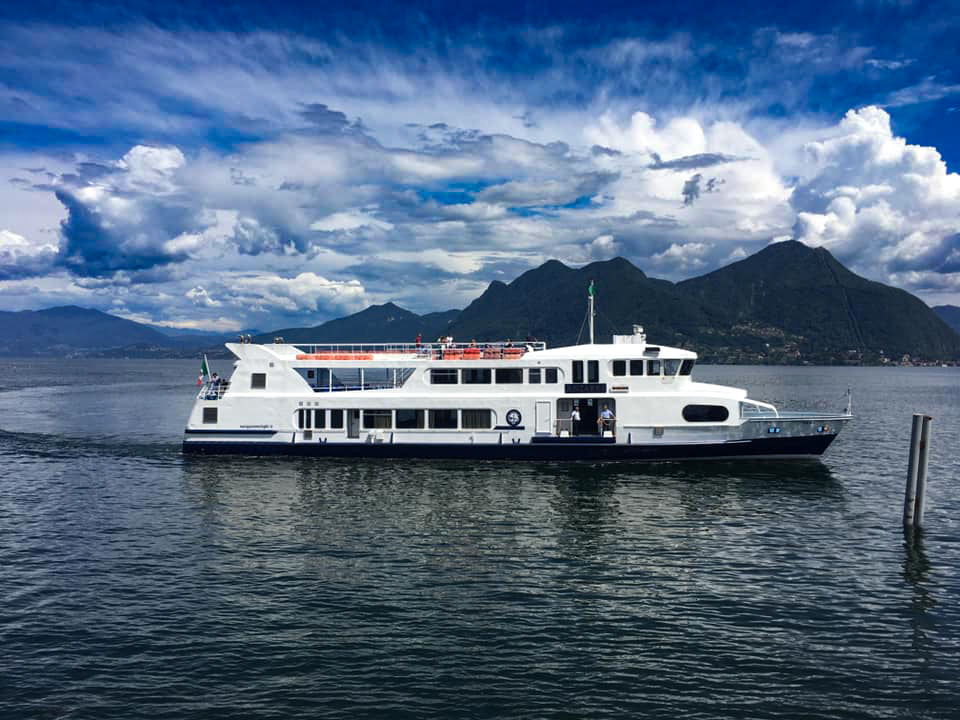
(198, 380, 230, 400)
(294, 340, 547, 361)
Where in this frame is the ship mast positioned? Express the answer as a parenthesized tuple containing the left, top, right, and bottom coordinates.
(588, 280, 595, 344)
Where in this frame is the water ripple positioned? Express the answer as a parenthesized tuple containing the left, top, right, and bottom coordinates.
(0, 362, 958, 719)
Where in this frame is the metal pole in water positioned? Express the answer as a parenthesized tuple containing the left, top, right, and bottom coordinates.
(903, 413, 924, 526)
(914, 415, 933, 528)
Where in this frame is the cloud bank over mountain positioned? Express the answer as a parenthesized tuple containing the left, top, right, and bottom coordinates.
(2, 6, 960, 330)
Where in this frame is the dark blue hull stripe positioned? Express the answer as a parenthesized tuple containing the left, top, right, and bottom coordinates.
(182, 434, 838, 460)
(184, 428, 279, 435)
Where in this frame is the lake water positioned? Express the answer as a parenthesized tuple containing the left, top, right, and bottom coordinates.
(1, 360, 958, 719)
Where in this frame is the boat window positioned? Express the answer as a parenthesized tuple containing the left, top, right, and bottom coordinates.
(251, 373, 266, 389)
(304, 408, 312, 429)
(629, 360, 644, 376)
(572, 361, 584, 383)
(330, 409, 344, 429)
(462, 368, 492, 384)
(496, 368, 523, 384)
(363, 410, 393, 429)
(429, 409, 458, 429)
(462, 409, 492, 429)
(203, 407, 217, 424)
(647, 360, 661, 376)
(587, 361, 599, 383)
(314, 409, 326, 429)
(683, 405, 729, 422)
(396, 409, 425, 429)
(612, 360, 626, 376)
(528, 368, 541, 384)
(680, 359, 695, 376)
(545, 368, 559, 384)
(430, 368, 459, 384)
(663, 359, 681, 376)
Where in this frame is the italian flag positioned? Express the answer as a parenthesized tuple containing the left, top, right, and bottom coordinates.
(197, 354, 209, 385)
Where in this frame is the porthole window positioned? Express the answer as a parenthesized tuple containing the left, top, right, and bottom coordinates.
(682, 405, 729, 422)
(202, 407, 218, 424)
(251, 373, 266, 389)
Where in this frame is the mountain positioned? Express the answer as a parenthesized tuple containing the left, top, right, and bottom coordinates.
(0, 306, 170, 356)
(0, 306, 242, 358)
(4, 243, 958, 363)
(439, 241, 960, 363)
(448, 257, 705, 347)
(933, 305, 960, 335)
(677, 241, 960, 362)
(255, 302, 460, 344)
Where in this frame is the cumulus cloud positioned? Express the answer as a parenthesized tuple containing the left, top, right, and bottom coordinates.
(0, 229, 59, 279)
(1, 18, 960, 325)
(219, 271, 367, 316)
(793, 106, 960, 284)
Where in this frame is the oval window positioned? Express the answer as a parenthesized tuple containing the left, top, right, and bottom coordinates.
(682, 404, 729, 422)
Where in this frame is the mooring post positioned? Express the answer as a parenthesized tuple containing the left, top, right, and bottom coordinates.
(904, 414, 933, 528)
(914, 415, 933, 528)
(903, 413, 923, 526)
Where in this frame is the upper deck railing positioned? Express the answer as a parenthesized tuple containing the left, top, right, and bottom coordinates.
(292, 340, 547, 361)
(197, 379, 230, 400)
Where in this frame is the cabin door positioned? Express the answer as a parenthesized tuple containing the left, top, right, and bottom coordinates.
(535, 401, 552, 434)
(347, 409, 360, 438)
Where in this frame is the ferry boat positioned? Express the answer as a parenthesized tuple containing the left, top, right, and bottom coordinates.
(182, 296, 852, 461)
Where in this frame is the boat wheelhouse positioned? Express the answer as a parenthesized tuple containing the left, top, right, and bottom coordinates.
(183, 325, 852, 461)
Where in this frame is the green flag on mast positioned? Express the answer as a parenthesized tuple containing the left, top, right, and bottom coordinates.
(588, 280, 595, 297)
(200, 354, 209, 379)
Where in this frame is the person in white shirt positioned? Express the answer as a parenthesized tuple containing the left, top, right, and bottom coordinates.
(570, 406, 581, 436)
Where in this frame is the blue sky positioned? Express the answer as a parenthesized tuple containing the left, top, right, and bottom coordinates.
(1, 0, 959, 330)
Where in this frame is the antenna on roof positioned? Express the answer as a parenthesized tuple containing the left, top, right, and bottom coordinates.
(588, 280, 596, 344)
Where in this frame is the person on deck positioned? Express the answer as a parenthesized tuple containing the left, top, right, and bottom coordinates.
(598, 405, 616, 436)
(570, 405, 581, 436)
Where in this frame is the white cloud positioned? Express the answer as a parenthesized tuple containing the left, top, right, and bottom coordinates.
(793, 106, 960, 276)
(1, 19, 959, 322)
(310, 209, 394, 233)
(221, 271, 368, 315)
(117, 145, 186, 192)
